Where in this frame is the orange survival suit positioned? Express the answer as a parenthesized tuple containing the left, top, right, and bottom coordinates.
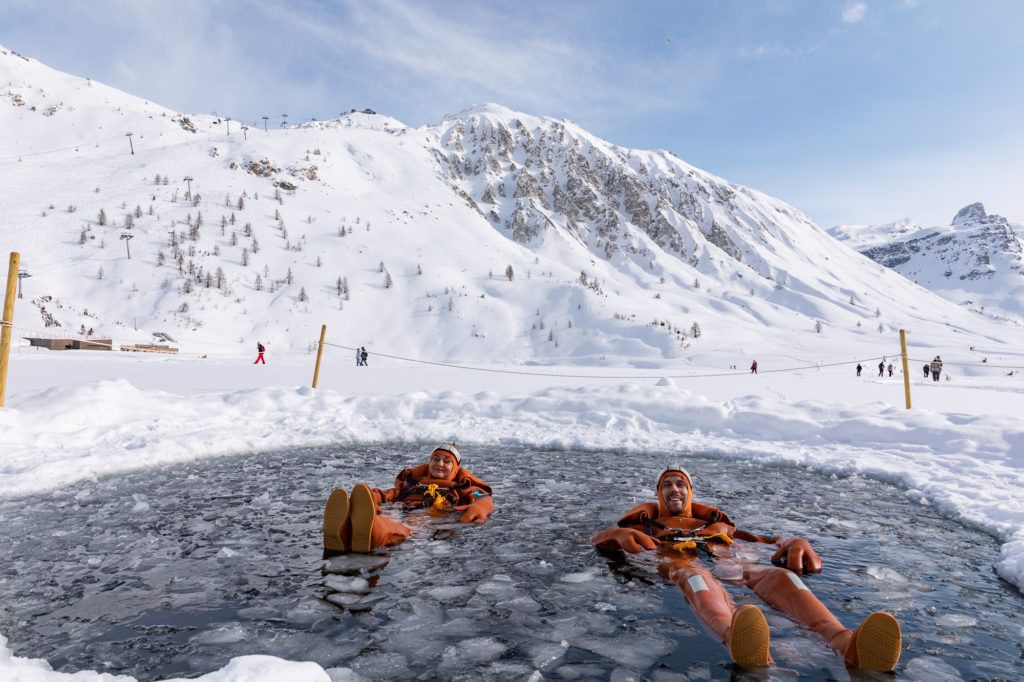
(324, 443, 494, 553)
(364, 461, 494, 547)
(591, 466, 901, 670)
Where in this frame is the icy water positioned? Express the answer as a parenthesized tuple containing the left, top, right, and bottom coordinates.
(0, 445, 1022, 682)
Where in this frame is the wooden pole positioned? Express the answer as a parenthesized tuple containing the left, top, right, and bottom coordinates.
(312, 324, 327, 388)
(1, 252, 21, 408)
(900, 329, 911, 410)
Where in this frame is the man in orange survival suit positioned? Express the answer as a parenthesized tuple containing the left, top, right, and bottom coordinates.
(591, 465, 902, 671)
(322, 442, 493, 553)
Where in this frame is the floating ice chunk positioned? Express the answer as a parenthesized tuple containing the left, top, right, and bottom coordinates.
(560, 568, 597, 583)
(530, 640, 569, 670)
(324, 575, 371, 594)
(216, 546, 238, 558)
(901, 655, 963, 681)
(322, 554, 389, 574)
(865, 565, 908, 583)
(348, 652, 410, 679)
(326, 666, 370, 681)
(937, 613, 976, 628)
(191, 622, 249, 645)
(439, 636, 507, 666)
(325, 592, 365, 606)
(427, 585, 472, 600)
(573, 633, 675, 668)
(610, 667, 641, 682)
(251, 491, 272, 506)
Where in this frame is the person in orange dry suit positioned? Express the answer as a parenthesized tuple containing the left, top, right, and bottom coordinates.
(591, 465, 902, 670)
(322, 442, 493, 553)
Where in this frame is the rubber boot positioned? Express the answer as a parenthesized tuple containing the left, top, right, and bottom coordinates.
(665, 562, 770, 667)
(728, 604, 771, 668)
(349, 483, 411, 552)
(322, 488, 349, 551)
(349, 483, 377, 553)
(842, 612, 901, 671)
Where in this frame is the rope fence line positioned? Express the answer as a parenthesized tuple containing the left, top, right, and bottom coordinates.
(321, 340, 1024, 378)
(5, 319, 1024, 373)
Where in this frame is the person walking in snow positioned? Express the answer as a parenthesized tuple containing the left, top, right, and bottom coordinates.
(356, 347, 361, 367)
(254, 341, 266, 365)
(887, 363, 893, 377)
(877, 361, 884, 377)
(856, 363, 862, 377)
(360, 347, 368, 367)
(750, 360, 758, 374)
(930, 356, 943, 382)
(923, 363, 930, 378)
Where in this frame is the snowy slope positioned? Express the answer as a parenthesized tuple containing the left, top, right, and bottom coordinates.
(3, 44, 1015, 367)
(830, 203, 1024, 324)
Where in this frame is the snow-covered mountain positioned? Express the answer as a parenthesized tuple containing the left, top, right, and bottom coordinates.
(1, 44, 1011, 364)
(829, 203, 1024, 324)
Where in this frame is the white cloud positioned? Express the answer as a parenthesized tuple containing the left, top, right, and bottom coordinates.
(842, 2, 868, 23)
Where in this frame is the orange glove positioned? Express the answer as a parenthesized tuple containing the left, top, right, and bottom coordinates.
(454, 495, 493, 524)
(590, 528, 660, 553)
(771, 536, 822, 573)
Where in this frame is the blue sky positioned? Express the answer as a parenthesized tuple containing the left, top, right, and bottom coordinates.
(3, 0, 1023, 228)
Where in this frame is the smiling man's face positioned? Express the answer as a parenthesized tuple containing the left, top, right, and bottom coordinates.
(660, 474, 689, 515)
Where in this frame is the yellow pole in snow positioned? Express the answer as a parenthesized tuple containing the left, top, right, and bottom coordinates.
(312, 324, 327, 388)
(1, 252, 20, 408)
(900, 329, 911, 410)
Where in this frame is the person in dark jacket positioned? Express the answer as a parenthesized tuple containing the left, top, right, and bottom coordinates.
(930, 356, 943, 381)
(360, 347, 368, 366)
(877, 361, 884, 377)
(856, 364, 862, 376)
(254, 341, 266, 365)
(591, 465, 901, 670)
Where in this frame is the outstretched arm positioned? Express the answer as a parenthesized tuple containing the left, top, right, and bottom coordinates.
(733, 528, 822, 573)
(591, 527, 660, 553)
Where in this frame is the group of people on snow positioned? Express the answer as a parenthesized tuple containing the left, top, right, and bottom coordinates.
(355, 346, 368, 366)
(321, 445, 902, 672)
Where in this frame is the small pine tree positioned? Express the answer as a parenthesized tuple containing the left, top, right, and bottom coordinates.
(505, 264, 514, 281)
(98, 208, 107, 225)
(241, 248, 249, 266)
(378, 260, 385, 273)
(286, 268, 293, 285)
(878, 322, 884, 333)
(690, 321, 702, 338)
(237, 196, 245, 210)
(255, 274, 263, 291)
(417, 264, 422, 275)
(875, 306, 882, 318)
(156, 250, 165, 266)
(384, 271, 393, 289)
(96, 266, 104, 280)
(79, 228, 87, 244)
(316, 255, 322, 267)
(298, 286, 308, 302)
(815, 320, 823, 333)
(231, 232, 238, 246)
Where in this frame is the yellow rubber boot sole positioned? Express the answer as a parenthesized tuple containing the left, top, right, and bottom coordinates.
(349, 483, 376, 553)
(728, 604, 771, 668)
(852, 611, 901, 671)
(322, 488, 349, 551)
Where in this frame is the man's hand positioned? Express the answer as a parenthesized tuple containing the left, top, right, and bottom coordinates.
(771, 536, 822, 573)
(591, 528, 660, 553)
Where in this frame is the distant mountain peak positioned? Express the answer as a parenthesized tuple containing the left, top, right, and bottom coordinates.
(953, 202, 987, 226)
